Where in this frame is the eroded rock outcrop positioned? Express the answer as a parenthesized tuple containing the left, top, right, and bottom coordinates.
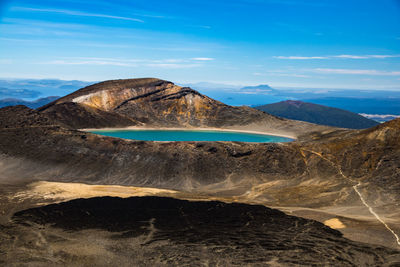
(38, 78, 333, 138)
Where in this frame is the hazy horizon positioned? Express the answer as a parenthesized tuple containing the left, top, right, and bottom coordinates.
(0, 77, 400, 92)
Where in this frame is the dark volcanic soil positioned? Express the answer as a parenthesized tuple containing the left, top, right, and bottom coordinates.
(1, 78, 400, 264)
(9, 196, 400, 266)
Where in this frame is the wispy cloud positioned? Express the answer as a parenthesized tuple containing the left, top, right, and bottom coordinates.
(187, 25, 212, 29)
(46, 60, 137, 67)
(253, 72, 310, 78)
(274, 54, 400, 60)
(13, 7, 144, 23)
(313, 68, 400, 76)
(191, 57, 214, 61)
(334, 54, 400, 59)
(0, 59, 13, 64)
(273, 56, 328, 59)
(228, 0, 332, 8)
(145, 63, 201, 69)
(131, 12, 168, 19)
(42, 57, 211, 68)
(0, 37, 46, 44)
(333, 55, 370, 59)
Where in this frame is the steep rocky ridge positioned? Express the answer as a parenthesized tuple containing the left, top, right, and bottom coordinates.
(39, 78, 333, 138)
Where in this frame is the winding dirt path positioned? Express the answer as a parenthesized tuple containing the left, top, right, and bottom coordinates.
(301, 148, 400, 247)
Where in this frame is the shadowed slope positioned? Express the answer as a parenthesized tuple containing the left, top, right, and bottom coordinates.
(255, 100, 379, 129)
(10, 196, 399, 266)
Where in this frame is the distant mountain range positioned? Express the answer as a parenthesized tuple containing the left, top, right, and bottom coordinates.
(0, 79, 93, 99)
(0, 96, 59, 109)
(0, 88, 42, 99)
(240, 84, 276, 92)
(301, 97, 400, 116)
(186, 83, 400, 113)
(255, 100, 379, 129)
(1, 79, 399, 120)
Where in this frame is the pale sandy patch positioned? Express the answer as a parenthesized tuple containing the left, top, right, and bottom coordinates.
(13, 181, 178, 202)
(324, 218, 346, 229)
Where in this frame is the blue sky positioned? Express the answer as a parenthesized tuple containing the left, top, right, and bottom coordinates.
(0, 0, 399, 89)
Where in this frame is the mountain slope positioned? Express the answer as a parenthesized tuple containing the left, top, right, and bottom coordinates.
(38, 78, 334, 138)
(255, 100, 379, 129)
(7, 196, 396, 266)
(1, 104, 400, 250)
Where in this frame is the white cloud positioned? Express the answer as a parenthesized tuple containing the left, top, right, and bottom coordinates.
(273, 56, 328, 60)
(274, 54, 400, 60)
(46, 60, 137, 67)
(13, 7, 144, 23)
(271, 73, 310, 78)
(334, 54, 400, 59)
(333, 55, 368, 59)
(191, 57, 214, 61)
(145, 63, 201, 69)
(42, 57, 205, 69)
(313, 68, 400, 76)
(253, 72, 310, 78)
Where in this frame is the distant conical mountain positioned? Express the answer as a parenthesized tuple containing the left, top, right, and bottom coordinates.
(241, 84, 273, 90)
(255, 100, 379, 129)
(240, 84, 277, 94)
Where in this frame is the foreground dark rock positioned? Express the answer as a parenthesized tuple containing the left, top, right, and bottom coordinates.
(10, 196, 399, 266)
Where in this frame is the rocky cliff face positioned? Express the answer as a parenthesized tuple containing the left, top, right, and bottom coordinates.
(39, 78, 333, 138)
(39, 102, 140, 129)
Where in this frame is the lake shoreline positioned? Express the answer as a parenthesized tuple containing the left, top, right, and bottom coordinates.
(80, 126, 296, 140)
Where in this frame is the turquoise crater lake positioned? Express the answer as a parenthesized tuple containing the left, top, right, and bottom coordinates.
(90, 129, 293, 143)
